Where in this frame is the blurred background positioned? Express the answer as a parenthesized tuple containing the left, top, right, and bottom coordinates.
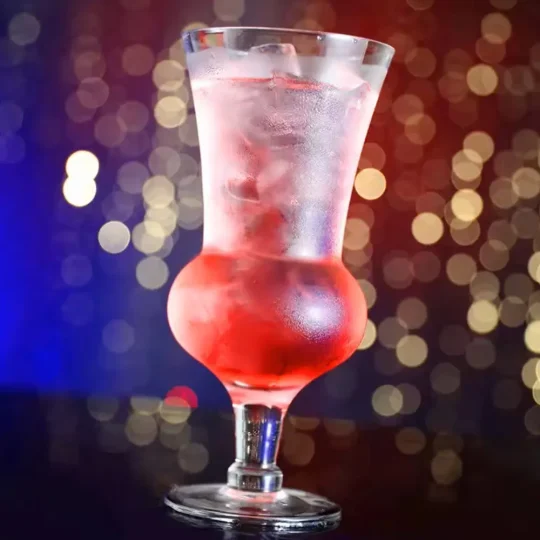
(1, 0, 540, 468)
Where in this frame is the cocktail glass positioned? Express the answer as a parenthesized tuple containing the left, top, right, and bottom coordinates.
(167, 27, 393, 533)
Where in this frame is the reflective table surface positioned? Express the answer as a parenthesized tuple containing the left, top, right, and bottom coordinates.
(0, 391, 537, 539)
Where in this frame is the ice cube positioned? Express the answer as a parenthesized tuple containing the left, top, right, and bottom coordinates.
(226, 177, 259, 202)
(248, 42, 301, 78)
(296, 56, 367, 91)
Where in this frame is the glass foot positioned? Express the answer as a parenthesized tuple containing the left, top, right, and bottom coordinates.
(165, 484, 341, 534)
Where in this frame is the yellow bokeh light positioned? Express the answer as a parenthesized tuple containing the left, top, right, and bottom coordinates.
(372, 385, 403, 417)
(147, 206, 177, 236)
(125, 413, 158, 446)
(354, 168, 387, 200)
(446, 253, 477, 286)
(488, 220, 517, 249)
(451, 189, 483, 222)
(358, 319, 377, 350)
(479, 240, 509, 271)
(412, 212, 444, 245)
(490, 177, 519, 209)
(499, 296, 527, 328)
(521, 358, 539, 388)
(528, 253, 540, 284)
(467, 300, 499, 334)
(98, 221, 131, 254)
(511, 167, 540, 199)
(63, 177, 97, 207)
(357, 279, 377, 308)
(154, 96, 187, 128)
(463, 131, 494, 163)
(398, 383, 422, 414)
(396, 335, 428, 367)
(533, 381, 540, 406)
(152, 60, 186, 91)
(504, 273, 533, 300)
(450, 219, 481, 247)
(525, 322, 540, 353)
(142, 175, 175, 209)
(397, 297, 428, 330)
(343, 218, 370, 250)
(452, 149, 483, 181)
(130, 396, 162, 415)
(466, 64, 498, 96)
(481, 12, 512, 44)
(65, 150, 99, 180)
(160, 397, 191, 424)
(470, 271, 500, 301)
(132, 222, 165, 255)
(136, 256, 169, 290)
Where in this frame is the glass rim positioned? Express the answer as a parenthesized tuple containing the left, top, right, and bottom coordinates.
(182, 26, 395, 56)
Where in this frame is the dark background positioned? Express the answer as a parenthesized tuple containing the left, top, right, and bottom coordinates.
(1, 0, 540, 457)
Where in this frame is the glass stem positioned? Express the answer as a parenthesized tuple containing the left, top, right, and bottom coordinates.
(227, 403, 284, 493)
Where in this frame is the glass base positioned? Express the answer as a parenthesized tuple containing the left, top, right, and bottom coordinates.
(165, 484, 341, 534)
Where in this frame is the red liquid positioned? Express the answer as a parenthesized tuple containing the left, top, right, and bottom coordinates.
(168, 251, 366, 401)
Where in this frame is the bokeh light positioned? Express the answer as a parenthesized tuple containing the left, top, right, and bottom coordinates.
(8, 12, 41, 46)
(412, 212, 444, 245)
(98, 221, 131, 254)
(372, 385, 404, 417)
(396, 335, 428, 367)
(63, 177, 97, 208)
(354, 168, 387, 200)
(39, 2, 540, 458)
